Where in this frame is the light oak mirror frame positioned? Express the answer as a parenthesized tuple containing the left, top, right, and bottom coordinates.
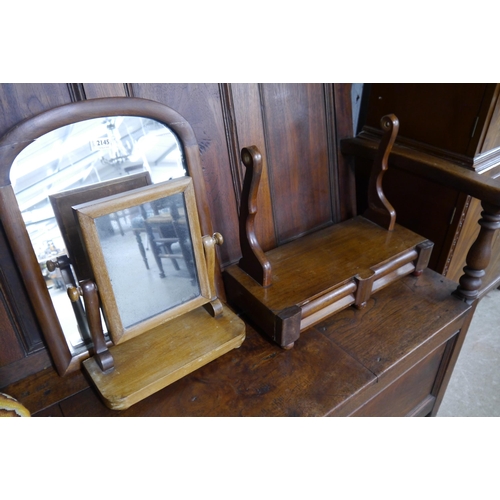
(0, 97, 215, 376)
(74, 177, 211, 345)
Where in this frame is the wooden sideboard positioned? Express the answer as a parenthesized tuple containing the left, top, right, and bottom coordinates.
(3, 269, 472, 417)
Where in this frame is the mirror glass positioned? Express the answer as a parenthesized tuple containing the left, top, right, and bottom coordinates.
(95, 191, 200, 330)
(10, 116, 186, 353)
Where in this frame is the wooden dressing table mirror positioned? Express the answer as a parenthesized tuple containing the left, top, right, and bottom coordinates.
(71, 177, 244, 410)
(0, 97, 244, 409)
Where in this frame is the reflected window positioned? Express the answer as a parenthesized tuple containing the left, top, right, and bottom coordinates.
(10, 116, 186, 354)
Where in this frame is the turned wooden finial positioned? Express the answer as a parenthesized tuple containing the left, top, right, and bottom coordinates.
(454, 202, 500, 303)
(238, 146, 272, 287)
(364, 114, 399, 231)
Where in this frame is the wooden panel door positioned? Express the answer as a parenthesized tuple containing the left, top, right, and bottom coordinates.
(260, 83, 335, 243)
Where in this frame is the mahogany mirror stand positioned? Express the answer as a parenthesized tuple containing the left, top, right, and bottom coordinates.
(225, 114, 500, 351)
(224, 116, 434, 349)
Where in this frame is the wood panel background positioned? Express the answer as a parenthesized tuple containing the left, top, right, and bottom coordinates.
(0, 83, 354, 387)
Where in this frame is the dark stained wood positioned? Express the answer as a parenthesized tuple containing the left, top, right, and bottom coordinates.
(351, 84, 500, 303)
(429, 300, 478, 416)
(481, 86, 500, 153)
(229, 83, 277, 251)
(234, 107, 396, 288)
(0, 83, 73, 137)
(225, 216, 430, 348)
(350, 343, 447, 417)
(331, 83, 357, 221)
(314, 270, 471, 416)
(342, 130, 500, 300)
(454, 202, 500, 302)
(446, 171, 500, 296)
(364, 84, 495, 159)
(0, 225, 45, 356)
(0, 286, 25, 365)
(0, 308, 24, 368)
(260, 83, 333, 243)
(58, 325, 376, 417)
(38, 269, 471, 417)
(67, 84, 86, 102)
(479, 226, 500, 294)
(0, 349, 52, 390)
(363, 114, 398, 230)
(219, 83, 244, 207)
(82, 83, 129, 99)
(317, 271, 468, 378)
(0, 84, 75, 384)
(446, 196, 482, 281)
(354, 155, 466, 273)
(34, 404, 64, 417)
(237, 146, 272, 287)
(342, 133, 500, 209)
(1, 365, 89, 415)
(0, 83, 491, 417)
(0, 83, 364, 386)
(0, 185, 70, 373)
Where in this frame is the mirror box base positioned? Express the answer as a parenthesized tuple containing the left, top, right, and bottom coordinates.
(224, 216, 433, 349)
(82, 304, 245, 410)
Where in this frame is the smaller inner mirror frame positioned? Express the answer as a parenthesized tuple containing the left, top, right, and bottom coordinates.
(0, 97, 215, 376)
(74, 177, 211, 345)
(11, 112, 186, 356)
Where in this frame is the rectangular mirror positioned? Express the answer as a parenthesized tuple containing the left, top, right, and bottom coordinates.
(74, 176, 211, 345)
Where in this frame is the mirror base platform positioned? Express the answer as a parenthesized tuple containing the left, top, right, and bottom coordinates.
(82, 304, 245, 410)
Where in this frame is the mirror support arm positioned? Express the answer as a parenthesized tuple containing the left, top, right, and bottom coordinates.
(202, 233, 224, 318)
(47, 256, 91, 344)
(68, 280, 114, 373)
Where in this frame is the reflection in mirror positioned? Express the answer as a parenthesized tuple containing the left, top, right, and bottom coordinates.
(10, 116, 186, 354)
(96, 192, 201, 330)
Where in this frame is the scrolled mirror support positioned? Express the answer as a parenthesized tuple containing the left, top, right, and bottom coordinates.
(203, 232, 224, 318)
(68, 280, 114, 373)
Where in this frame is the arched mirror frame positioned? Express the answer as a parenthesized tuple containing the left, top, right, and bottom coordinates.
(0, 97, 216, 376)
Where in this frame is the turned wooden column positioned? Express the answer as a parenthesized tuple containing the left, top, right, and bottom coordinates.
(454, 202, 500, 302)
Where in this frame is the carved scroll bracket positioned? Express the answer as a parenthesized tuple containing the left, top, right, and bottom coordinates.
(454, 202, 500, 303)
(364, 114, 399, 231)
(237, 146, 272, 287)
